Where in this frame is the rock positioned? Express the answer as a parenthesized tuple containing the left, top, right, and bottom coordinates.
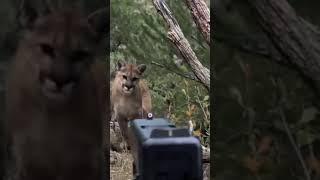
(110, 121, 127, 152)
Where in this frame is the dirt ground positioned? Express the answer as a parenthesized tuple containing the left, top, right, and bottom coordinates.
(110, 151, 133, 180)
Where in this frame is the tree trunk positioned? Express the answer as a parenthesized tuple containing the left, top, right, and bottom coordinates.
(185, 0, 210, 45)
(248, 0, 320, 94)
(153, 0, 210, 90)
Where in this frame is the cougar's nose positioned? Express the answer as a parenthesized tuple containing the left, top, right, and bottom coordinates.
(124, 81, 134, 90)
(50, 62, 73, 88)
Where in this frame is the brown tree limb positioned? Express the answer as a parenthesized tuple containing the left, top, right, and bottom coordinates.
(247, 0, 320, 94)
(153, 0, 210, 90)
(185, 0, 210, 45)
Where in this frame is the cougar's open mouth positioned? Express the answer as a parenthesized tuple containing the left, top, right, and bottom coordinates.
(40, 75, 76, 101)
(122, 85, 134, 94)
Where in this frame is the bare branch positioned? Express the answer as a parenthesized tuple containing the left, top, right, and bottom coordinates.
(275, 77, 311, 180)
(151, 61, 200, 83)
(214, 34, 284, 62)
(153, 0, 210, 90)
(185, 0, 210, 45)
(87, 7, 108, 20)
(279, 108, 311, 180)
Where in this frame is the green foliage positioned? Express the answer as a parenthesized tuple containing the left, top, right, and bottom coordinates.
(214, 1, 320, 179)
(110, 0, 210, 147)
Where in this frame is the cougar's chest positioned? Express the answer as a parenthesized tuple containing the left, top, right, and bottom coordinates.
(115, 94, 143, 120)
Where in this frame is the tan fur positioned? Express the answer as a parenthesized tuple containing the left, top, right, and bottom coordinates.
(5, 10, 107, 180)
(111, 62, 152, 146)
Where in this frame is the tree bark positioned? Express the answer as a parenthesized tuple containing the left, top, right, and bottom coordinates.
(247, 0, 320, 93)
(185, 0, 210, 45)
(153, 0, 210, 90)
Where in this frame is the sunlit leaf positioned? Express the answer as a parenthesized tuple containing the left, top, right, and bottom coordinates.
(203, 95, 209, 101)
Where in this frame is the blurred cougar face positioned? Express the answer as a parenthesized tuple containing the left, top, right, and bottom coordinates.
(115, 62, 146, 95)
(23, 11, 99, 103)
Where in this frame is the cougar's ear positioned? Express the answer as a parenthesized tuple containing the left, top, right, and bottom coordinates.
(17, 0, 53, 29)
(137, 64, 146, 74)
(87, 7, 109, 41)
(116, 61, 125, 71)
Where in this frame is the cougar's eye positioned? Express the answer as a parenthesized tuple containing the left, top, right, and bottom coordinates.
(123, 75, 127, 80)
(132, 77, 138, 81)
(40, 43, 55, 58)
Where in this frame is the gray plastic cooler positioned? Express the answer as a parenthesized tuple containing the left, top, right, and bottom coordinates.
(129, 118, 203, 180)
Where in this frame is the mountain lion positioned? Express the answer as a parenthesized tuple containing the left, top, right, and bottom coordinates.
(111, 61, 152, 145)
(5, 5, 108, 180)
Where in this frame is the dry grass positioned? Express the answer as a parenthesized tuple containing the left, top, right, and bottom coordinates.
(110, 151, 133, 180)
